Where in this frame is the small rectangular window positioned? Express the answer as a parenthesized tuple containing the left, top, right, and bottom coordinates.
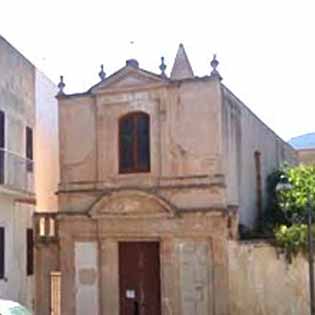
(26, 228, 34, 276)
(0, 227, 5, 279)
(26, 127, 33, 173)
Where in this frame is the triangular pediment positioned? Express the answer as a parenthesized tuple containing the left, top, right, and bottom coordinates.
(89, 189, 177, 219)
(90, 66, 165, 93)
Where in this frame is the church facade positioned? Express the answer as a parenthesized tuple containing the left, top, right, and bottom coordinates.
(35, 44, 296, 315)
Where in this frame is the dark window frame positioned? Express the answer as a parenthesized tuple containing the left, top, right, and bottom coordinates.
(0, 227, 5, 279)
(254, 151, 263, 221)
(119, 112, 150, 174)
(0, 111, 5, 184)
(26, 126, 33, 173)
(26, 228, 34, 276)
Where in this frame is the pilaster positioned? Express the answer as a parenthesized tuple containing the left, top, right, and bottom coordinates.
(99, 238, 119, 315)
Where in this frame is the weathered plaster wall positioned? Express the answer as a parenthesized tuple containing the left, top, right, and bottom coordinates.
(163, 81, 223, 178)
(59, 95, 96, 184)
(0, 195, 34, 309)
(222, 86, 297, 227)
(74, 242, 99, 315)
(57, 76, 225, 212)
(178, 240, 213, 315)
(298, 148, 315, 165)
(35, 70, 59, 212)
(35, 243, 59, 315)
(229, 241, 310, 315)
(59, 80, 222, 183)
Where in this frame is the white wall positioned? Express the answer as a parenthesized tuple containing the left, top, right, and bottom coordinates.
(0, 35, 36, 310)
(222, 85, 297, 228)
(35, 70, 59, 212)
(0, 37, 59, 312)
(0, 195, 34, 309)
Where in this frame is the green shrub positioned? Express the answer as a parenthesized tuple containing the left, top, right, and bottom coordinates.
(274, 224, 307, 260)
(265, 165, 315, 259)
(277, 165, 315, 217)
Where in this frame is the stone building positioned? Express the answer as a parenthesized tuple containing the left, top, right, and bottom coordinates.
(35, 44, 297, 315)
(0, 36, 58, 310)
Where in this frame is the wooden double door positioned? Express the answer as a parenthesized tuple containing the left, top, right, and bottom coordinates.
(119, 242, 161, 315)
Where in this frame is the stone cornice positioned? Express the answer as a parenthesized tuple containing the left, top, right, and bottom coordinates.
(57, 174, 225, 194)
(56, 206, 228, 219)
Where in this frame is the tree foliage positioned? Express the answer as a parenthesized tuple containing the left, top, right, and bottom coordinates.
(277, 165, 315, 217)
(266, 164, 315, 260)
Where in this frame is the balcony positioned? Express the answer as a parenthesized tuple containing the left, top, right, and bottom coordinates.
(0, 148, 34, 195)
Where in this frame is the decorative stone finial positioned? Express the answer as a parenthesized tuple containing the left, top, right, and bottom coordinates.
(57, 75, 65, 95)
(98, 64, 106, 81)
(126, 59, 139, 68)
(210, 54, 222, 81)
(159, 57, 167, 78)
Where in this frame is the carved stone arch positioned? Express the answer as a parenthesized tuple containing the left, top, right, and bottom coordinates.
(89, 189, 177, 219)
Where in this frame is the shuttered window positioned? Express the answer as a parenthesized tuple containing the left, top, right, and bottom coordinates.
(26, 228, 34, 276)
(26, 127, 33, 173)
(0, 227, 5, 279)
(119, 112, 150, 173)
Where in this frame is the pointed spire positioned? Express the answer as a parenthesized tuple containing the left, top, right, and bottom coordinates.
(99, 64, 106, 81)
(170, 43, 194, 80)
(57, 75, 65, 96)
(210, 54, 222, 81)
(159, 56, 167, 78)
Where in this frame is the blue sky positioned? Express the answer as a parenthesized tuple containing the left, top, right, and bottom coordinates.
(1, 0, 314, 141)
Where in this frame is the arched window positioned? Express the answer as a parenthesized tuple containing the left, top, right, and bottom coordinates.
(119, 112, 150, 173)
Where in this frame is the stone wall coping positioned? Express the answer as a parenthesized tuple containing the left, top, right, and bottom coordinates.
(237, 239, 276, 248)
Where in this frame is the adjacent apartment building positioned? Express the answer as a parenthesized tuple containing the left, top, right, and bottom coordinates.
(0, 36, 58, 310)
(35, 44, 297, 315)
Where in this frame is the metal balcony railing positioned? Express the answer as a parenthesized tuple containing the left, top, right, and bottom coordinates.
(0, 148, 34, 194)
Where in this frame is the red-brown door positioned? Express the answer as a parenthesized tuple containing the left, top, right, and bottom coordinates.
(119, 242, 161, 315)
